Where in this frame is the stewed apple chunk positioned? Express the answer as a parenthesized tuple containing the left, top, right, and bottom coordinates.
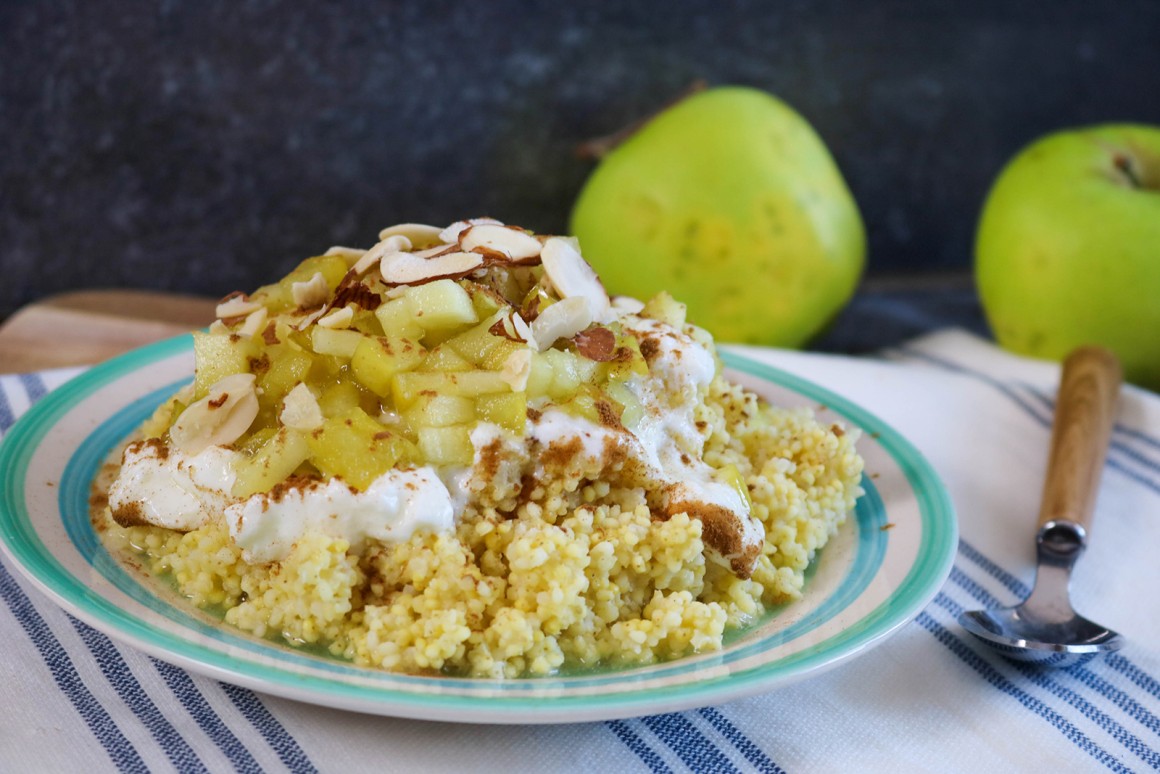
(351, 335, 426, 396)
(232, 428, 311, 498)
(306, 408, 418, 490)
(192, 331, 260, 400)
(404, 279, 479, 334)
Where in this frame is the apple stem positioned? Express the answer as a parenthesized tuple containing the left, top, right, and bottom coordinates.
(575, 79, 709, 161)
(1113, 154, 1142, 189)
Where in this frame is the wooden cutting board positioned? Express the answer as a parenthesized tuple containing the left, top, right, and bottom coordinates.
(0, 290, 216, 374)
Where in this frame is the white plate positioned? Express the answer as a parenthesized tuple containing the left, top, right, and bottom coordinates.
(0, 336, 956, 723)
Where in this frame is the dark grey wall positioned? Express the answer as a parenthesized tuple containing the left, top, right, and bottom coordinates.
(2, 1, 1158, 319)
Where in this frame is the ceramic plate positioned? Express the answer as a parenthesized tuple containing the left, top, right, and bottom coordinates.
(0, 336, 956, 723)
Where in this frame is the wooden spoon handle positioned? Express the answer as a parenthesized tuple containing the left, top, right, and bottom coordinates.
(1037, 346, 1122, 532)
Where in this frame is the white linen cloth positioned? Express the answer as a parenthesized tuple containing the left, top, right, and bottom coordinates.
(1, 329, 1157, 773)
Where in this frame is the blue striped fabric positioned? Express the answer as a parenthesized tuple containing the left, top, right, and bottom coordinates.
(1, 336, 1158, 773)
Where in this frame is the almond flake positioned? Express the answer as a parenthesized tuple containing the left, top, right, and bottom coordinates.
(611, 295, 645, 316)
(488, 311, 536, 346)
(500, 349, 532, 391)
(170, 373, 259, 455)
(216, 296, 265, 319)
(459, 224, 542, 264)
(378, 223, 443, 249)
(239, 307, 269, 338)
(529, 296, 592, 351)
(346, 234, 407, 276)
(540, 237, 613, 324)
(439, 217, 503, 245)
(510, 311, 536, 346)
(317, 305, 355, 329)
(409, 244, 459, 259)
(572, 325, 617, 361)
(380, 250, 486, 286)
(489, 317, 521, 342)
(295, 307, 327, 331)
(280, 383, 324, 431)
(291, 271, 330, 309)
(378, 234, 413, 254)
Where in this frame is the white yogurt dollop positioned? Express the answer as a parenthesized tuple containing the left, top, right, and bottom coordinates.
(108, 441, 239, 531)
(225, 467, 456, 563)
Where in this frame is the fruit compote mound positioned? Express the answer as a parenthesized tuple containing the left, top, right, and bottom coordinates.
(96, 218, 864, 677)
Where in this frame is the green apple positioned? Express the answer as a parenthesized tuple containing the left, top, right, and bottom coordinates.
(569, 86, 865, 347)
(976, 124, 1160, 390)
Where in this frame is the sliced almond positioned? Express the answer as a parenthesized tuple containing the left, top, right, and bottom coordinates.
(170, 373, 259, 455)
(208, 320, 229, 335)
(540, 237, 613, 324)
(378, 234, 413, 254)
(410, 243, 459, 259)
(216, 295, 264, 319)
(439, 217, 503, 245)
(295, 306, 327, 331)
(488, 310, 537, 347)
(380, 250, 485, 286)
(500, 348, 532, 391)
(347, 233, 411, 276)
(351, 246, 384, 276)
(238, 307, 269, 338)
(610, 295, 645, 316)
(572, 325, 617, 361)
(378, 223, 443, 249)
(529, 296, 592, 351)
(291, 271, 330, 309)
(460, 224, 542, 264)
(280, 383, 324, 431)
(317, 305, 355, 329)
(510, 311, 536, 346)
(351, 251, 380, 276)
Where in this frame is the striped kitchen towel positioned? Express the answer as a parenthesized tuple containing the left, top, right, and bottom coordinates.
(0, 329, 1157, 773)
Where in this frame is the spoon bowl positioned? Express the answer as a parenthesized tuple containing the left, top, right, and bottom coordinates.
(959, 522, 1124, 668)
(959, 608, 1123, 669)
(958, 347, 1125, 668)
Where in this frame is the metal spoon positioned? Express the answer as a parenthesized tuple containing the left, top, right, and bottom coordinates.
(959, 345, 1125, 668)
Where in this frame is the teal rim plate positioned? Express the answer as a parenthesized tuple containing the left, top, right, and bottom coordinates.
(0, 336, 956, 724)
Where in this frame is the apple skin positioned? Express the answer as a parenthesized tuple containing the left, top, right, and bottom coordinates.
(569, 87, 865, 348)
(976, 124, 1160, 391)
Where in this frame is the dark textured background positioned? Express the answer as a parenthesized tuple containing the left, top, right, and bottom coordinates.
(2, 1, 1159, 328)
